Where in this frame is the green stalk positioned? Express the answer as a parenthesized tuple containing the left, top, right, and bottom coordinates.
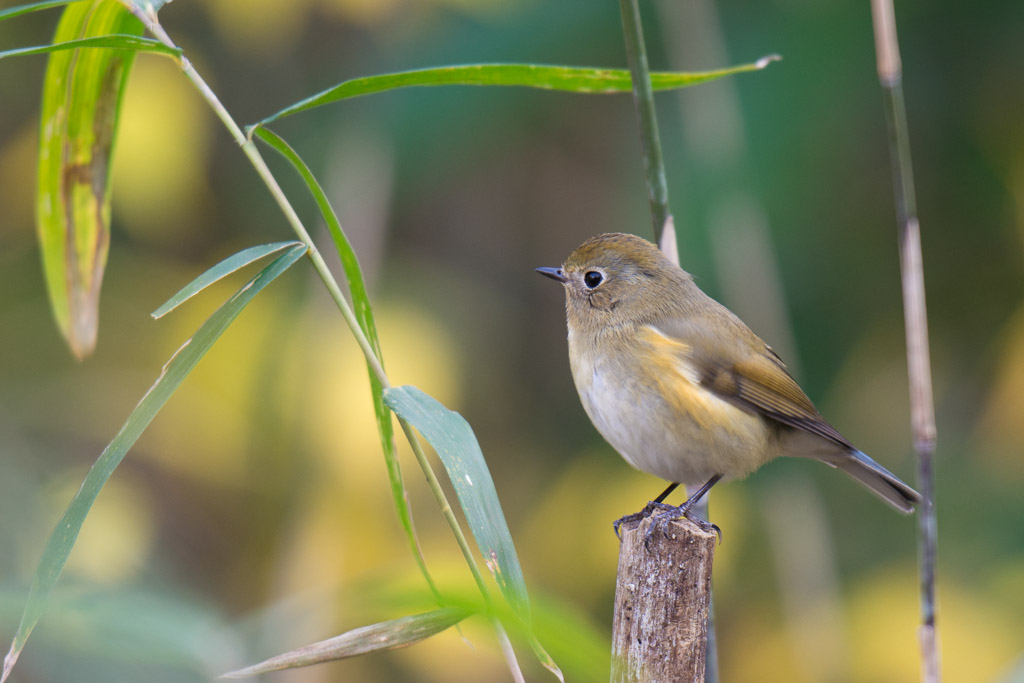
(870, 2, 939, 681)
(617, 0, 671, 241)
(129, 7, 521, 678)
(616, 3, 717, 680)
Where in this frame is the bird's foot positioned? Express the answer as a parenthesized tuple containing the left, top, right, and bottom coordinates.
(644, 504, 722, 548)
(613, 501, 677, 539)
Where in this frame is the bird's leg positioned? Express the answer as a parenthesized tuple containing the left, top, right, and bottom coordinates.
(645, 474, 723, 546)
(612, 482, 680, 538)
(652, 481, 680, 504)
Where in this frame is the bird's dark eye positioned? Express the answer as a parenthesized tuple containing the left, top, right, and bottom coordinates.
(584, 271, 603, 289)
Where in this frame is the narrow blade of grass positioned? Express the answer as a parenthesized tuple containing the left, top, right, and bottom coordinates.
(151, 241, 301, 319)
(220, 607, 472, 679)
(0, 35, 182, 60)
(0, 243, 307, 683)
(254, 128, 442, 602)
(0, 0, 79, 22)
(249, 59, 779, 132)
(383, 386, 530, 622)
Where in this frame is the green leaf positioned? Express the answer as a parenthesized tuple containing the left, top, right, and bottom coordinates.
(35, 2, 148, 359)
(249, 58, 780, 132)
(220, 607, 472, 679)
(383, 386, 530, 621)
(0, 243, 307, 683)
(151, 241, 301, 319)
(0, 34, 182, 59)
(0, 1, 80, 21)
(254, 129, 443, 602)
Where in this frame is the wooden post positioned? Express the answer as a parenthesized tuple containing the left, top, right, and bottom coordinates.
(611, 515, 717, 683)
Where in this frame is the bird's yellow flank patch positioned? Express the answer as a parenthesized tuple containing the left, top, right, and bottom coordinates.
(639, 325, 746, 433)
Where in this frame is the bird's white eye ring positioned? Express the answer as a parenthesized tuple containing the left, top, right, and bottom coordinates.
(584, 271, 603, 289)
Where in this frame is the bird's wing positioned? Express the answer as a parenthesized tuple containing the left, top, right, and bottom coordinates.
(704, 352, 852, 448)
(644, 322, 853, 449)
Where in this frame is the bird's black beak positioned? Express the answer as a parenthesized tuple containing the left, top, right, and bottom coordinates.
(535, 266, 567, 283)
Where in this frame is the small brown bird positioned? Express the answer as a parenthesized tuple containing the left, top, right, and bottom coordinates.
(537, 233, 920, 532)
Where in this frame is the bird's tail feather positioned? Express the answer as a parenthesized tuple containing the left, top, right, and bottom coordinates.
(829, 449, 921, 514)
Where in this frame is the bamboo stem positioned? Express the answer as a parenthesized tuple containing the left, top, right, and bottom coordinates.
(617, 0, 672, 242)
(869, 2, 940, 681)
(616, 4, 716, 679)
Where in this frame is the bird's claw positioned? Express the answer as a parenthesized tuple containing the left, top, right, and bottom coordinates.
(613, 500, 677, 539)
(641, 505, 722, 548)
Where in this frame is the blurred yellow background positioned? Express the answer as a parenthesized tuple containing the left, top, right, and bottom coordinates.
(1, 0, 1022, 681)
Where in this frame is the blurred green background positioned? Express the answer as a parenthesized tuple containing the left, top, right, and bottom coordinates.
(2, 0, 1023, 681)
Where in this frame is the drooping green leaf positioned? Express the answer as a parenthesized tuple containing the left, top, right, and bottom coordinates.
(0, 35, 181, 59)
(383, 386, 529, 621)
(151, 241, 301, 319)
(0, 243, 307, 683)
(220, 607, 472, 679)
(35, 1, 148, 359)
(249, 58, 780, 132)
(254, 129, 442, 602)
(0, 1, 80, 21)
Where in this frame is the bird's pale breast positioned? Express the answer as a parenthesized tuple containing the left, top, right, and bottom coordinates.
(569, 325, 777, 486)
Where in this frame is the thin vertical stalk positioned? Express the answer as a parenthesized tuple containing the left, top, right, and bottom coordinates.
(617, 0, 671, 242)
(869, 2, 939, 681)
(617, 3, 718, 680)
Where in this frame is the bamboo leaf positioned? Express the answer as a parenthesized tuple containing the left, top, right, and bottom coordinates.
(384, 387, 562, 677)
(249, 58, 779, 132)
(151, 241, 301, 319)
(254, 129, 443, 602)
(0, 35, 181, 59)
(35, 1, 149, 359)
(383, 386, 530, 621)
(220, 607, 472, 679)
(0, 1, 79, 21)
(0, 243, 308, 683)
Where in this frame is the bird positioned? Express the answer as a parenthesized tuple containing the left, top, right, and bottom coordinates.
(536, 232, 920, 536)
